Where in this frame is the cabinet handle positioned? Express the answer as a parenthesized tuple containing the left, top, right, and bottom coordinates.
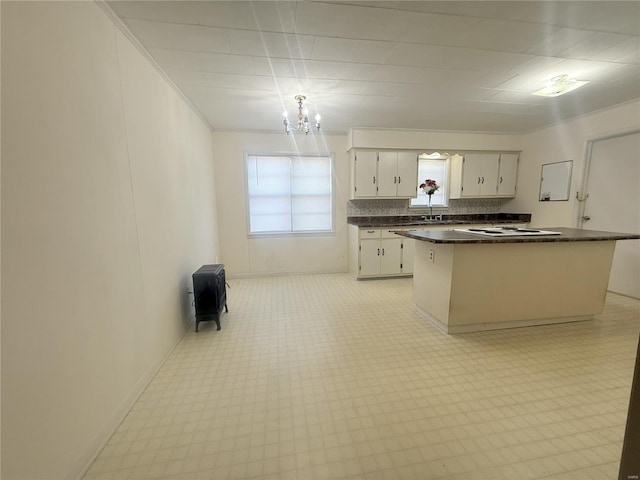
(481, 176, 485, 184)
(500, 176, 503, 183)
(377, 248, 380, 256)
(394, 176, 397, 184)
(477, 177, 481, 184)
(373, 176, 376, 184)
(398, 176, 401, 183)
(382, 248, 385, 255)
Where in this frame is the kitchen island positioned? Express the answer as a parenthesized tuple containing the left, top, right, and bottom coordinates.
(394, 227, 640, 334)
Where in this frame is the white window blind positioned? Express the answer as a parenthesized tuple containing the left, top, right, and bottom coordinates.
(411, 156, 448, 207)
(246, 154, 333, 234)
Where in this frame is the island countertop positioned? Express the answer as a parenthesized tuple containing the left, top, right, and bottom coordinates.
(395, 227, 640, 244)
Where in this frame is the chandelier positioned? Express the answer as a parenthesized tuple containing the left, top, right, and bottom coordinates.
(283, 95, 321, 135)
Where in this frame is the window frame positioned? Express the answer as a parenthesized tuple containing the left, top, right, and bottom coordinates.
(244, 152, 335, 238)
(410, 152, 451, 208)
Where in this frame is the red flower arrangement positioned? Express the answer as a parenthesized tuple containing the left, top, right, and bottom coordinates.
(419, 179, 440, 195)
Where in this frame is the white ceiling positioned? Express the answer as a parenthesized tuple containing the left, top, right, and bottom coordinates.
(106, 0, 640, 134)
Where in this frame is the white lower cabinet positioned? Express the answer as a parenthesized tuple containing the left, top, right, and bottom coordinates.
(360, 238, 402, 276)
(401, 236, 415, 274)
(348, 223, 528, 279)
(354, 228, 411, 278)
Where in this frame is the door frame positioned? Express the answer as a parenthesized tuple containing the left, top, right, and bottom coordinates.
(577, 129, 640, 228)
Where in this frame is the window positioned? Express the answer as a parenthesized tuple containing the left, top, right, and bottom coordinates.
(246, 154, 333, 235)
(410, 153, 449, 207)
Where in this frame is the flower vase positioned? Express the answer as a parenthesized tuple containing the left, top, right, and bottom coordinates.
(427, 193, 432, 207)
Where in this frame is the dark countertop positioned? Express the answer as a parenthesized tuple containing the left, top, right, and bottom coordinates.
(347, 212, 531, 228)
(395, 227, 640, 244)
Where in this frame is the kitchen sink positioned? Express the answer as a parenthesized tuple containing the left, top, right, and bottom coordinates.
(393, 220, 451, 226)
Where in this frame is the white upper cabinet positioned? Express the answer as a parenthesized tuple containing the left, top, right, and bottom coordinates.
(377, 152, 398, 197)
(353, 151, 378, 197)
(497, 153, 518, 196)
(450, 152, 518, 198)
(351, 151, 418, 199)
(396, 152, 420, 197)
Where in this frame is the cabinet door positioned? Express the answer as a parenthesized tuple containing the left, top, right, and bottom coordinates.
(354, 151, 378, 197)
(461, 154, 483, 196)
(396, 152, 419, 197)
(359, 239, 381, 276)
(377, 152, 398, 197)
(380, 238, 402, 275)
(479, 154, 500, 196)
(401, 238, 415, 274)
(448, 154, 464, 199)
(497, 153, 518, 196)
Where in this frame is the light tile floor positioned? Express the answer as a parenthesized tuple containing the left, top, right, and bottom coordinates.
(84, 274, 640, 479)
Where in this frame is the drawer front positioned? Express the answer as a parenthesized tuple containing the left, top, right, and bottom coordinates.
(381, 228, 401, 238)
(360, 228, 381, 239)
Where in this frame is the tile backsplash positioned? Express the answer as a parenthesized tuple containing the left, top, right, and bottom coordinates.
(347, 198, 512, 216)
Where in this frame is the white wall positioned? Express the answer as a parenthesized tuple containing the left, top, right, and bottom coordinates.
(504, 100, 640, 227)
(1, 2, 219, 479)
(212, 132, 349, 277)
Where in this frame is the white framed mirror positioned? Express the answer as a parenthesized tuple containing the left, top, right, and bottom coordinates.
(539, 160, 573, 201)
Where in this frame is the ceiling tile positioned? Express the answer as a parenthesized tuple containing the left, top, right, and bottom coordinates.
(551, 1, 640, 36)
(560, 32, 637, 60)
(525, 27, 591, 57)
(124, 19, 230, 53)
(226, 30, 315, 59)
(483, 89, 544, 104)
(310, 37, 357, 62)
(488, 56, 566, 89)
(376, 1, 475, 16)
(252, 57, 298, 77)
(466, 1, 640, 35)
(436, 47, 531, 72)
(464, 100, 537, 115)
(202, 73, 276, 91)
(148, 49, 255, 74)
(107, 1, 199, 24)
(192, 1, 297, 33)
(311, 37, 398, 64)
(294, 2, 394, 39)
(298, 60, 366, 81)
(380, 10, 481, 45)
(589, 37, 640, 64)
(450, 18, 558, 54)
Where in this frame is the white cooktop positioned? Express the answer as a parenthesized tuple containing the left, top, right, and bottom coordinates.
(455, 227, 562, 237)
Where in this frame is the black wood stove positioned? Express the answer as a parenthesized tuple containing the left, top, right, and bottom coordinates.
(192, 264, 228, 332)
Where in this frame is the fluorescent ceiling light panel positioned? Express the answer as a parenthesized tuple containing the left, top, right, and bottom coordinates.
(532, 74, 589, 97)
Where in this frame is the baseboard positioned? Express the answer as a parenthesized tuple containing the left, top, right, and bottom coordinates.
(227, 268, 347, 279)
(415, 306, 592, 334)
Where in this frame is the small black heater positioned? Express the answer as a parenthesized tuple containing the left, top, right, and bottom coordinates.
(192, 264, 228, 332)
